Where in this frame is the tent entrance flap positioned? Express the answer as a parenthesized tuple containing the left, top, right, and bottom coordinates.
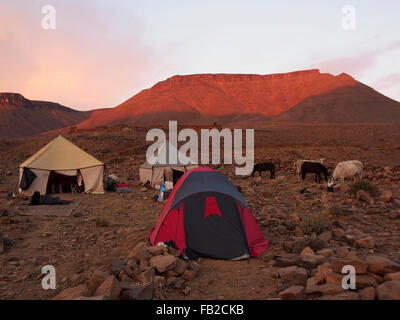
(183, 192, 249, 260)
(46, 170, 84, 194)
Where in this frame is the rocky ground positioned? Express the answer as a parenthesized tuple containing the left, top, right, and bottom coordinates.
(0, 123, 400, 300)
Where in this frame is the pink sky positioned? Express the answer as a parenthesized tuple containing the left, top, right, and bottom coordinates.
(1, 1, 399, 110)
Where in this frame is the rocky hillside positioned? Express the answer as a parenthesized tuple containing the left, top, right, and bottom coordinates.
(0, 93, 91, 138)
(274, 82, 400, 123)
(78, 69, 369, 127)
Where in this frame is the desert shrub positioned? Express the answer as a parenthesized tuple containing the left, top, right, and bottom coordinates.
(95, 218, 109, 227)
(328, 203, 342, 215)
(292, 237, 327, 253)
(300, 213, 325, 235)
(3, 237, 14, 246)
(349, 180, 380, 197)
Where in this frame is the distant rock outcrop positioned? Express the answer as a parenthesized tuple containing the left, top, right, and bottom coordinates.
(0, 93, 91, 138)
(77, 69, 400, 127)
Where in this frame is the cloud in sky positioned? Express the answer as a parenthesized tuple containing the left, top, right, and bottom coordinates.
(0, 1, 164, 110)
(313, 41, 400, 77)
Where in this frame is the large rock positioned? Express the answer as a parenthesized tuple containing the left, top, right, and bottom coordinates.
(149, 255, 177, 273)
(355, 236, 375, 249)
(137, 267, 155, 283)
(111, 260, 125, 276)
(299, 254, 325, 269)
(384, 272, 400, 281)
(121, 282, 154, 300)
(331, 257, 368, 274)
(174, 259, 187, 276)
(277, 266, 308, 286)
(358, 287, 376, 300)
(278, 285, 305, 300)
(87, 270, 109, 294)
(148, 246, 168, 256)
(366, 256, 400, 275)
(275, 254, 300, 267)
(53, 284, 90, 300)
(300, 247, 314, 257)
(380, 190, 393, 203)
(325, 272, 343, 286)
(377, 281, 400, 300)
(357, 190, 374, 205)
(94, 275, 121, 300)
(356, 275, 378, 289)
(316, 284, 344, 295)
(318, 231, 332, 242)
(127, 242, 149, 260)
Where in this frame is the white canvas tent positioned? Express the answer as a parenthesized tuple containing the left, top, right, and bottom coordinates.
(139, 141, 197, 187)
(19, 135, 104, 195)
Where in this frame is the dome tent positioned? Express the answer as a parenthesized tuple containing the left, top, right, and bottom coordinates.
(150, 167, 269, 260)
(18, 135, 104, 195)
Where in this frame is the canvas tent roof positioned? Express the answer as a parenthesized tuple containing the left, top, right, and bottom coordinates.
(140, 140, 197, 168)
(20, 135, 104, 170)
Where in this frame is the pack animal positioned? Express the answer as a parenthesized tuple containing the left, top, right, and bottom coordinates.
(327, 160, 363, 190)
(294, 158, 324, 180)
(301, 162, 329, 183)
(251, 162, 275, 179)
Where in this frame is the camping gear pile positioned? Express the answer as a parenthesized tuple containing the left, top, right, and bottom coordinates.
(150, 167, 269, 260)
(18, 135, 104, 195)
(116, 183, 131, 193)
(29, 191, 72, 206)
(105, 175, 118, 191)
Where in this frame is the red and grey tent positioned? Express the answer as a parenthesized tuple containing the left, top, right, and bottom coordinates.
(150, 167, 269, 260)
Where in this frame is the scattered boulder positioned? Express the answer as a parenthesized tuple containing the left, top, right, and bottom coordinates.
(121, 282, 154, 300)
(53, 284, 90, 300)
(358, 287, 376, 300)
(148, 245, 168, 256)
(355, 236, 375, 249)
(149, 255, 177, 273)
(366, 256, 400, 275)
(384, 272, 400, 281)
(356, 275, 378, 289)
(377, 281, 400, 300)
(278, 285, 305, 300)
(127, 242, 148, 260)
(300, 247, 314, 257)
(380, 190, 393, 203)
(278, 266, 308, 286)
(331, 257, 368, 274)
(94, 275, 121, 300)
(357, 190, 374, 205)
(137, 267, 155, 284)
(332, 228, 345, 238)
(111, 260, 125, 276)
(87, 269, 109, 294)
